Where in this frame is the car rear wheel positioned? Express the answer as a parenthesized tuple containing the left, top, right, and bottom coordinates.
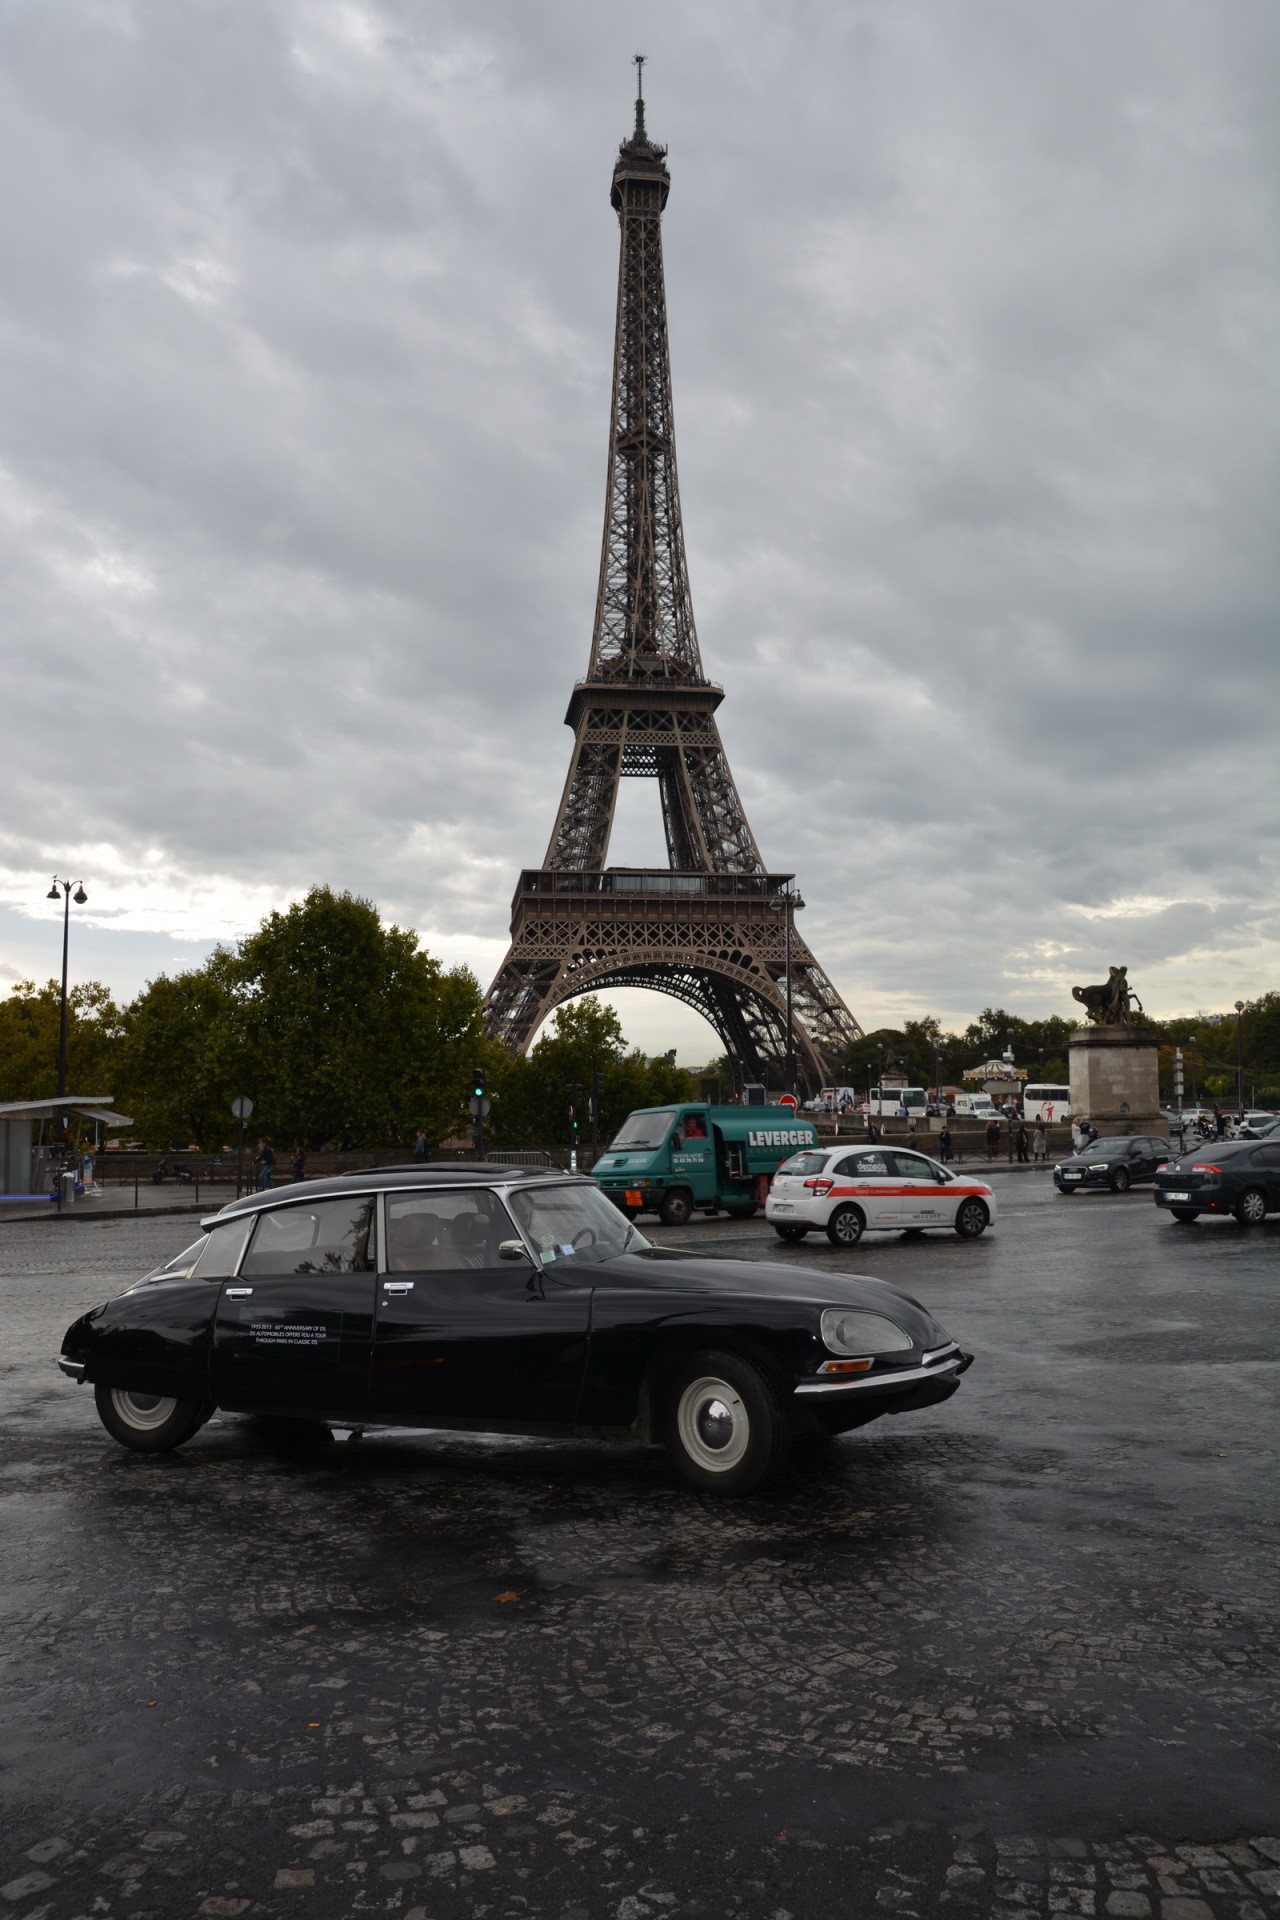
(773, 1222, 808, 1242)
(659, 1189, 693, 1227)
(94, 1383, 208, 1453)
(954, 1199, 989, 1239)
(1170, 1208, 1200, 1222)
(826, 1205, 865, 1248)
(1235, 1187, 1268, 1226)
(660, 1349, 790, 1495)
(1110, 1167, 1132, 1193)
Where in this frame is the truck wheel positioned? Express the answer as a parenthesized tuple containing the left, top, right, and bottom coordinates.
(660, 1349, 790, 1495)
(94, 1383, 208, 1454)
(773, 1222, 808, 1242)
(659, 1189, 693, 1227)
(826, 1205, 864, 1248)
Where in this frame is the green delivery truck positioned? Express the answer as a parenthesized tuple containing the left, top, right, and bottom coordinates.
(593, 1102, 820, 1227)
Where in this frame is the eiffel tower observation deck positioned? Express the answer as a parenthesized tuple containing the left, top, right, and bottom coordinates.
(483, 64, 863, 1092)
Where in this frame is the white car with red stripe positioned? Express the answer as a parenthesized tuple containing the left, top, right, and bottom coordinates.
(765, 1145, 996, 1248)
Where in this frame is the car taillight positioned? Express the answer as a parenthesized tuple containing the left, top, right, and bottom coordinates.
(804, 1178, 834, 1195)
(1191, 1164, 1221, 1174)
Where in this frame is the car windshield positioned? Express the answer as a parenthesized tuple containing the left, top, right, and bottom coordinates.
(507, 1182, 651, 1268)
(606, 1109, 675, 1151)
(779, 1151, 829, 1176)
(1080, 1140, 1127, 1158)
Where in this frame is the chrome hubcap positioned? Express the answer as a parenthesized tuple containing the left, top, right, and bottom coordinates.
(676, 1376, 749, 1473)
(110, 1388, 178, 1432)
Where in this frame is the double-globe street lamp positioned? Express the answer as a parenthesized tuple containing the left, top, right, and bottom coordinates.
(47, 877, 88, 1137)
(1234, 1000, 1245, 1119)
(768, 882, 805, 1098)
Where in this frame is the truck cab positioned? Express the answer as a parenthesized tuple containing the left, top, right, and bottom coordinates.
(593, 1103, 820, 1227)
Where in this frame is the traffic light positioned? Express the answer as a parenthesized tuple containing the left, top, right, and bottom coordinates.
(472, 1066, 486, 1101)
(568, 1080, 583, 1130)
(591, 1069, 604, 1110)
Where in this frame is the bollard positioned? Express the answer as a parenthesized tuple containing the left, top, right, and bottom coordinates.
(134, 1170, 139, 1211)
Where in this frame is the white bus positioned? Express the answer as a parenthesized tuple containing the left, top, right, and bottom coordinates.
(866, 1085, 928, 1118)
(1023, 1083, 1072, 1122)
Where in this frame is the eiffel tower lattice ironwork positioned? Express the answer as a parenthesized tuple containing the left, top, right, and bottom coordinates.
(483, 66, 862, 1091)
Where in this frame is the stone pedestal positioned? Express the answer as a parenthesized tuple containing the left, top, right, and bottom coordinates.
(1068, 1026, 1162, 1137)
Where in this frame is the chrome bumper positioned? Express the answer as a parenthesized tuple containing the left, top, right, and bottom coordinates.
(794, 1343, 968, 1396)
(57, 1357, 86, 1381)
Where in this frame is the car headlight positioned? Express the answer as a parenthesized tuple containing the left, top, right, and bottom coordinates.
(821, 1309, 913, 1355)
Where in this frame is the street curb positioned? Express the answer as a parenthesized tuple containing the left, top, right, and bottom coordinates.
(0, 1199, 212, 1228)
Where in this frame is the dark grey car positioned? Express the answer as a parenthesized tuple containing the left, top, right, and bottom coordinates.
(1053, 1136, 1171, 1195)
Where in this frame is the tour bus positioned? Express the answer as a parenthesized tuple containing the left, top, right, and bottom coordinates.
(1023, 1083, 1072, 1122)
(865, 1085, 928, 1118)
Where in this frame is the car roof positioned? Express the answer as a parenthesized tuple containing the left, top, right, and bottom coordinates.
(203, 1164, 584, 1227)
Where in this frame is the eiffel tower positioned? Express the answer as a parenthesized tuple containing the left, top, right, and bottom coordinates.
(484, 64, 862, 1091)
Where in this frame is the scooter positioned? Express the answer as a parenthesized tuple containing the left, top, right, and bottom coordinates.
(153, 1159, 194, 1184)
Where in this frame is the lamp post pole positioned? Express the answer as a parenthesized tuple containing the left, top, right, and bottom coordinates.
(47, 877, 88, 1134)
(1234, 1001, 1245, 1119)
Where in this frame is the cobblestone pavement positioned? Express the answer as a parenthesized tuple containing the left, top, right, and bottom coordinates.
(1, 1180, 1276, 1918)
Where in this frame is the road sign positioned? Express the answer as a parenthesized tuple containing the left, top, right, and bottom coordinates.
(230, 1096, 254, 1120)
(469, 1096, 492, 1119)
(778, 1093, 798, 1111)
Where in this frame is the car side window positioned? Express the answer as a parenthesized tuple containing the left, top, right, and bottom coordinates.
(1252, 1146, 1280, 1169)
(192, 1217, 254, 1280)
(849, 1152, 890, 1177)
(386, 1191, 510, 1272)
(241, 1197, 374, 1277)
(889, 1152, 935, 1179)
(832, 1155, 862, 1177)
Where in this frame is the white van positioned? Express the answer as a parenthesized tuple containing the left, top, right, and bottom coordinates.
(866, 1085, 928, 1118)
(1023, 1083, 1072, 1122)
(951, 1093, 1002, 1120)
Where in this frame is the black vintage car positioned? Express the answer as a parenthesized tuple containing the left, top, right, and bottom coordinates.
(1153, 1139, 1280, 1225)
(1053, 1135, 1171, 1194)
(59, 1167, 972, 1496)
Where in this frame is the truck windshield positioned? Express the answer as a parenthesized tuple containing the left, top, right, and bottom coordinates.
(607, 1109, 676, 1151)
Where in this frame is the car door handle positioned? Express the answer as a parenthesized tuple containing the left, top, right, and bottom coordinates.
(226, 1287, 253, 1298)
(382, 1281, 414, 1294)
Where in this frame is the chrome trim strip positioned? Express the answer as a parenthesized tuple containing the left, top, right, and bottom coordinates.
(57, 1358, 85, 1380)
(921, 1341, 960, 1366)
(795, 1355, 963, 1396)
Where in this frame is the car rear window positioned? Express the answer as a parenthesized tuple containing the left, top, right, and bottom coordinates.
(779, 1152, 829, 1176)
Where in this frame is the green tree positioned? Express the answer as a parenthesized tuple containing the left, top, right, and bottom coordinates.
(0, 979, 123, 1103)
(486, 997, 696, 1148)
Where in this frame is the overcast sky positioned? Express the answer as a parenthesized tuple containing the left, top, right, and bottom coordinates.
(2, 0, 1276, 1062)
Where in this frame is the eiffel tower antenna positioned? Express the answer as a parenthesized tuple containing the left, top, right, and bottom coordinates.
(483, 76, 862, 1091)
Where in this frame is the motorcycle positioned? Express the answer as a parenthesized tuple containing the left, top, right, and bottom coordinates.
(152, 1158, 194, 1184)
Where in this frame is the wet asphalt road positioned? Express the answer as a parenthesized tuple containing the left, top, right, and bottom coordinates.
(0, 1173, 1277, 1920)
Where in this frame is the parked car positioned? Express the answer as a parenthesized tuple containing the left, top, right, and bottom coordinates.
(765, 1145, 996, 1246)
(1154, 1140, 1280, 1225)
(1230, 1111, 1278, 1139)
(58, 1166, 973, 1497)
(1053, 1136, 1172, 1195)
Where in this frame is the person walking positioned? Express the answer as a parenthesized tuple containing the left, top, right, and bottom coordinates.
(985, 1117, 1000, 1162)
(1213, 1104, 1225, 1140)
(1032, 1124, 1047, 1163)
(939, 1122, 953, 1164)
(413, 1129, 428, 1162)
(906, 1115, 918, 1147)
(291, 1144, 306, 1183)
(257, 1138, 274, 1190)
(1006, 1113, 1017, 1161)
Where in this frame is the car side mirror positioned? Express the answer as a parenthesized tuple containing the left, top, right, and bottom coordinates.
(498, 1239, 530, 1261)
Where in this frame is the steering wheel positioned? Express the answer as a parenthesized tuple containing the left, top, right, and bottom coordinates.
(571, 1228, 598, 1251)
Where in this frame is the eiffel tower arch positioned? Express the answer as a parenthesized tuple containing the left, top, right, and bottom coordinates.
(484, 66, 862, 1093)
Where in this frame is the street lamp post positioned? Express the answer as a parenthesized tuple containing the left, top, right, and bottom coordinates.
(46, 877, 88, 1132)
(1234, 1001, 1245, 1119)
(768, 884, 805, 1098)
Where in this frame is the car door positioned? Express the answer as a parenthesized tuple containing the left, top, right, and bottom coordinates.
(671, 1112, 714, 1199)
(209, 1194, 377, 1419)
(889, 1151, 951, 1227)
(832, 1150, 903, 1228)
(1252, 1144, 1280, 1209)
(370, 1188, 593, 1427)
(1143, 1138, 1171, 1182)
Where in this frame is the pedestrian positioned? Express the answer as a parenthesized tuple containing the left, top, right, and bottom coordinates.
(413, 1129, 428, 1162)
(1032, 1124, 1047, 1163)
(939, 1123, 953, 1164)
(1006, 1113, 1016, 1161)
(986, 1118, 999, 1162)
(1071, 1118, 1085, 1154)
(1016, 1122, 1030, 1164)
(906, 1115, 918, 1146)
(291, 1143, 306, 1183)
(258, 1139, 274, 1190)
(1213, 1104, 1225, 1140)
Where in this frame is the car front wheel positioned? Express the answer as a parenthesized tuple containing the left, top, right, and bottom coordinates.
(660, 1350, 790, 1495)
(1235, 1187, 1268, 1226)
(826, 1204, 865, 1248)
(94, 1383, 208, 1453)
(659, 1189, 693, 1227)
(1110, 1167, 1132, 1193)
(954, 1198, 989, 1239)
(773, 1222, 808, 1242)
